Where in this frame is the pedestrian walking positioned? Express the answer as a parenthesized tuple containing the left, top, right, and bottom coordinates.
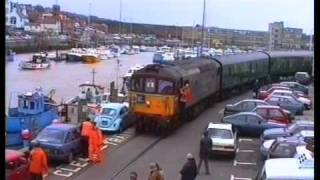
(197, 131, 212, 175)
(89, 122, 104, 163)
(148, 162, 163, 180)
(21, 129, 32, 148)
(130, 171, 138, 180)
(29, 141, 48, 180)
(80, 117, 93, 159)
(180, 153, 198, 180)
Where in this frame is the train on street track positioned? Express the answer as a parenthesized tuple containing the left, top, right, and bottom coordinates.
(128, 51, 313, 134)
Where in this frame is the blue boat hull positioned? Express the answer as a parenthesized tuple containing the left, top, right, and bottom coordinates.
(6, 108, 59, 147)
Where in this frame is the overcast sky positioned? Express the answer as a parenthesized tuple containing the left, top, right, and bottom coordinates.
(16, 0, 314, 34)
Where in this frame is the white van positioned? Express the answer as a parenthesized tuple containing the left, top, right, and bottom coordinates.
(256, 148, 314, 180)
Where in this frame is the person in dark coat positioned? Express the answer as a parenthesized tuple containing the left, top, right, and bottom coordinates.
(180, 153, 198, 180)
(253, 79, 260, 98)
(197, 131, 212, 174)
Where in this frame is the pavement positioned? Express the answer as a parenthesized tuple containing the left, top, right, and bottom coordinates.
(45, 84, 314, 180)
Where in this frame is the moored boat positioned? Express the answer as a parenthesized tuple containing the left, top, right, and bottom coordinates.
(81, 49, 101, 63)
(19, 53, 50, 70)
(6, 88, 59, 149)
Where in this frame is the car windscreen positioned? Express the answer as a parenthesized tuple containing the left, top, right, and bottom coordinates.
(101, 108, 117, 117)
(37, 128, 66, 144)
(208, 128, 232, 139)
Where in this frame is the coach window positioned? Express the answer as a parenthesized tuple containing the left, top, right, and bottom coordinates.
(158, 80, 174, 94)
(145, 78, 156, 93)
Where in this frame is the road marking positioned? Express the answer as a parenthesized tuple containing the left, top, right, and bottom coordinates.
(233, 160, 257, 166)
(109, 137, 125, 144)
(78, 158, 90, 162)
(101, 144, 108, 150)
(236, 148, 255, 153)
(70, 161, 89, 168)
(113, 135, 126, 139)
(106, 141, 118, 145)
(59, 166, 81, 173)
(238, 138, 252, 142)
(230, 174, 252, 180)
(53, 170, 73, 177)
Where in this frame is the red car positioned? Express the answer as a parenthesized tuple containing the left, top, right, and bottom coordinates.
(257, 86, 291, 100)
(6, 149, 31, 180)
(252, 105, 293, 124)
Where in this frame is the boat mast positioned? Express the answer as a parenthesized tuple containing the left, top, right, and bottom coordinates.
(91, 68, 96, 85)
(200, 0, 206, 57)
(119, 0, 122, 35)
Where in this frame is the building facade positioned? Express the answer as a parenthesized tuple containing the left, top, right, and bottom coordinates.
(7, 2, 30, 29)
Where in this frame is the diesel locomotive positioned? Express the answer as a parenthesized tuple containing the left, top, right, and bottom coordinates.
(128, 51, 313, 133)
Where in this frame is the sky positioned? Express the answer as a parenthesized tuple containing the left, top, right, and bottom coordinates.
(16, 0, 314, 34)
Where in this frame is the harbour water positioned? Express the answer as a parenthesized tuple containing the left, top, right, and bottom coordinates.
(6, 52, 154, 111)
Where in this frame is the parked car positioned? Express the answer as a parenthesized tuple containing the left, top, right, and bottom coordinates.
(6, 149, 31, 180)
(295, 72, 311, 85)
(261, 120, 314, 141)
(224, 99, 269, 116)
(260, 135, 311, 160)
(222, 112, 286, 136)
(279, 81, 309, 95)
(252, 105, 293, 124)
(94, 103, 130, 133)
(207, 123, 237, 156)
(264, 95, 305, 115)
(33, 124, 81, 163)
(257, 86, 291, 100)
(267, 90, 312, 110)
(256, 148, 314, 180)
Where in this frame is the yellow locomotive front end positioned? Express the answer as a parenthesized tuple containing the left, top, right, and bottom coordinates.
(129, 76, 181, 132)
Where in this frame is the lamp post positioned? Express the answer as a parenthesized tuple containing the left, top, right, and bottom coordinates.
(200, 0, 206, 57)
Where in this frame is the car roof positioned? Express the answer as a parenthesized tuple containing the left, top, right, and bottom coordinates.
(267, 95, 294, 99)
(5, 149, 24, 162)
(272, 89, 293, 94)
(242, 99, 267, 103)
(46, 123, 78, 131)
(100, 102, 126, 109)
(297, 130, 314, 137)
(295, 121, 314, 125)
(208, 123, 232, 130)
(255, 105, 280, 109)
(265, 158, 313, 178)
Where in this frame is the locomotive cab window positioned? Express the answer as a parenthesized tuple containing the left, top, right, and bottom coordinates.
(145, 78, 156, 93)
(158, 80, 174, 94)
(131, 78, 144, 92)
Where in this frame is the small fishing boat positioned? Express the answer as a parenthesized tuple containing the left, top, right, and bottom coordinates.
(6, 88, 59, 149)
(153, 51, 175, 64)
(19, 53, 50, 70)
(82, 49, 101, 63)
(66, 48, 84, 62)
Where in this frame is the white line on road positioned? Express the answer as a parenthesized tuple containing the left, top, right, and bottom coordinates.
(233, 160, 257, 166)
(238, 138, 253, 142)
(236, 148, 255, 153)
(78, 158, 90, 162)
(230, 174, 252, 180)
(101, 144, 108, 150)
(113, 135, 127, 139)
(59, 167, 81, 173)
(106, 141, 118, 145)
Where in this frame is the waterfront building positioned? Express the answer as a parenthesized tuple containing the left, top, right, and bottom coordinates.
(7, 2, 30, 29)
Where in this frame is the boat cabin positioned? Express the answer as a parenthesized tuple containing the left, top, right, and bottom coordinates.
(78, 83, 105, 103)
(17, 91, 45, 115)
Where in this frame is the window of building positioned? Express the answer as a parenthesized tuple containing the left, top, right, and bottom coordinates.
(30, 101, 35, 110)
(10, 17, 16, 25)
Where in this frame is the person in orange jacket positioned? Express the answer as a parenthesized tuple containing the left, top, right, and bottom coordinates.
(29, 141, 48, 180)
(89, 122, 105, 163)
(80, 117, 93, 158)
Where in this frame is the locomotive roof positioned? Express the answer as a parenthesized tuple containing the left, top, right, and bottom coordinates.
(266, 51, 313, 58)
(212, 52, 269, 65)
(133, 58, 218, 79)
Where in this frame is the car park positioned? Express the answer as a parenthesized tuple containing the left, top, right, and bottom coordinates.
(295, 72, 311, 85)
(267, 90, 312, 110)
(222, 112, 286, 136)
(94, 103, 130, 133)
(252, 105, 293, 124)
(6, 149, 31, 180)
(33, 123, 81, 163)
(264, 95, 304, 115)
(224, 99, 269, 116)
(256, 148, 314, 180)
(207, 123, 237, 156)
(257, 86, 291, 100)
(261, 121, 314, 141)
(279, 81, 309, 95)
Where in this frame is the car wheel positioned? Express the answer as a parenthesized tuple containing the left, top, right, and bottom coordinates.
(67, 151, 74, 163)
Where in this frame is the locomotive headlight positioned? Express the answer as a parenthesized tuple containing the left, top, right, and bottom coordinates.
(146, 100, 150, 105)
